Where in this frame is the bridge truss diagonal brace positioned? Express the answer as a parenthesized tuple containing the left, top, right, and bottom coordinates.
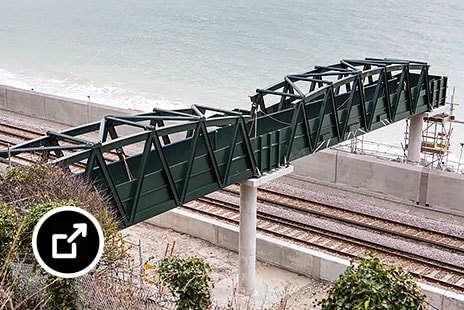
(237, 165, 294, 295)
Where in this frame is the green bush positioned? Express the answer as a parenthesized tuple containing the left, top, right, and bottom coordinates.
(157, 255, 213, 310)
(0, 164, 130, 266)
(0, 203, 21, 267)
(319, 251, 426, 310)
(0, 201, 56, 266)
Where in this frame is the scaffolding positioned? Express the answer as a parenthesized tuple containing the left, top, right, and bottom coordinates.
(404, 112, 454, 169)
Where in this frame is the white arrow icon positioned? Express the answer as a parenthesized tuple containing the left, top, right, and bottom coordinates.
(52, 223, 87, 259)
(67, 223, 87, 242)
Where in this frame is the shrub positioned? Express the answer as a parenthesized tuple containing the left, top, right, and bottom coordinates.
(0, 164, 131, 309)
(157, 255, 213, 310)
(319, 251, 426, 310)
(0, 164, 130, 267)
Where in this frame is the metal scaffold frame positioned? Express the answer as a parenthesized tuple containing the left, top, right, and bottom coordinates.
(420, 113, 454, 169)
(0, 58, 448, 228)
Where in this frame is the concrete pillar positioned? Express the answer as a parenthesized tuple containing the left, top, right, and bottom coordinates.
(408, 114, 424, 164)
(237, 165, 294, 295)
(238, 182, 257, 295)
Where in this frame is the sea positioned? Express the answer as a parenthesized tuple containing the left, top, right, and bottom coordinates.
(1, 0, 464, 158)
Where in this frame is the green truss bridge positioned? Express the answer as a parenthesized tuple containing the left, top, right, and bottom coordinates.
(0, 58, 448, 228)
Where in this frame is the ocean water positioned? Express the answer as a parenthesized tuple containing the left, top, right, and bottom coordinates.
(1, 0, 464, 152)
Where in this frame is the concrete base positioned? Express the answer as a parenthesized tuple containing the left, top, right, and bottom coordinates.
(213, 263, 320, 309)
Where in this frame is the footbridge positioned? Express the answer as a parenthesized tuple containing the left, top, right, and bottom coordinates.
(0, 58, 448, 228)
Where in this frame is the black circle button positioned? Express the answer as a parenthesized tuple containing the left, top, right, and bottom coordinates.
(32, 206, 104, 278)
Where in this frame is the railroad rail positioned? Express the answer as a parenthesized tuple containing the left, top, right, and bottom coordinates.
(225, 184, 464, 256)
(0, 124, 120, 171)
(182, 186, 464, 292)
(0, 124, 53, 166)
(0, 123, 42, 143)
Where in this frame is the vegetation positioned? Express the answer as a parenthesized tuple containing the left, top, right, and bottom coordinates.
(157, 255, 213, 310)
(319, 251, 426, 310)
(0, 164, 131, 309)
(0, 164, 217, 309)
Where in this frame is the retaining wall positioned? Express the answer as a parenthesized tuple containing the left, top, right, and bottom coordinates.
(292, 149, 464, 213)
(0, 85, 132, 126)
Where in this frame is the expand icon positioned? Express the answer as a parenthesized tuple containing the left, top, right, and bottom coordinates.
(32, 206, 104, 278)
(52, 223, 87, 259)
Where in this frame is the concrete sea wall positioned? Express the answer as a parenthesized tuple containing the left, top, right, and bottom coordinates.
(292, 149, 464, 214)
(0, 85, 132, 126)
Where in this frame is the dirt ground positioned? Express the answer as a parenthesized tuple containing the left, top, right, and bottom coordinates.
(123, 221, 330, 309)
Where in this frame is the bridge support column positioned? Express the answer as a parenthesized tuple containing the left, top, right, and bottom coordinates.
(237, 166, 294, 295)
(238, 182, 257, 295)
(408, 114, 424, 164)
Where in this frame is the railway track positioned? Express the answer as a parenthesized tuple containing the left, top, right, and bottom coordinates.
(0, 123, 43, 144)
(0, 123, 121, 171)
(0, 123, 51, 167)
(181, 185, 464, 292)
(227, 184, 464, 255)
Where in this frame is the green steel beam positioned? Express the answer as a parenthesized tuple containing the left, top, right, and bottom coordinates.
(0, 58, 448, 228)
